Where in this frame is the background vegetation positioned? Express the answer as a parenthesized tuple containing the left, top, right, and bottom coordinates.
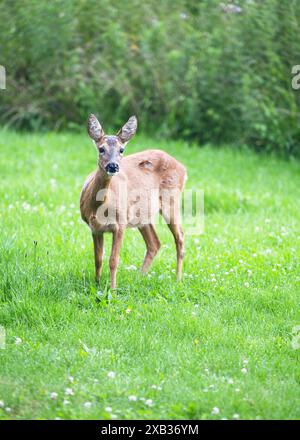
(0, 0, 299, 421)
(0, 0, 300, 155)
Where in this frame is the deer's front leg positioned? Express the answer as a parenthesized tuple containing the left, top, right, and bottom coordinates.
(109, 228, 124, 289)
(92, 233, 104, 282)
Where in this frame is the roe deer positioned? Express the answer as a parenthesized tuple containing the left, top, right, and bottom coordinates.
(80, 114, 186, 289)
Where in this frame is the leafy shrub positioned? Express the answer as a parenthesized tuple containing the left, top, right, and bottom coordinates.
(0, 0, 299, 155)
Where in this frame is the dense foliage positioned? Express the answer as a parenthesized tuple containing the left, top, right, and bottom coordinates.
(0, 0, 300, 155)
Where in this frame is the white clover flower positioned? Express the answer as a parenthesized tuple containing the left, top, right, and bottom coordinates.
(5, 407, 11, 413)
(247, 270, 252, 277)
(50, 392, 58, 400)
(84, 402, 92, 408)
(243, 359, 249, 365)
(233, 413, 240, 419)
(107, 371, 116, 379)
(252, 253, 257, 257)
(244, 282, 250, 288)
(145, 399, 153, 407)
(241, 368, 248, 374)
(125, 308, 132, 314)
(128, 395, 137, 401)
(228, 378, 234, 384)
(65, 387, 74, 396)
(63, 400, 70, 405)
(68, 376, 74, 383)
(0, 400, 4, 408)
(125, 265, 137, 271)
(211, 407, 220, 415)
(22, 202, 31, 211)
(105, 406, 112, 412)
(15, 337, 22, 345)
(194, 304, 199, 308)
(235, 388, 240, 393)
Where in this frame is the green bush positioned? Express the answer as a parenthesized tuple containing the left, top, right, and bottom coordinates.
(0, 0, 299, 155)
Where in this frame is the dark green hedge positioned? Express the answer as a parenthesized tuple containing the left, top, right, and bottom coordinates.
(0, 0, 299, 155)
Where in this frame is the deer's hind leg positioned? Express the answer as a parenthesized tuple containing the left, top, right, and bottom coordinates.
(168, 222, 184, 281)
(139, 224, 161, 273)
(160, 196, 184, 281)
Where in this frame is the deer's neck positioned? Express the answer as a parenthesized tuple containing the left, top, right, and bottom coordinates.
(93, 168, 112, 204)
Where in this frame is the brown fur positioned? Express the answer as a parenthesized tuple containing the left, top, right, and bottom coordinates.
(80, 115, 186, 289)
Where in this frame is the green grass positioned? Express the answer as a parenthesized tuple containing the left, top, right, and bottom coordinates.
(0, 130, 299, 420)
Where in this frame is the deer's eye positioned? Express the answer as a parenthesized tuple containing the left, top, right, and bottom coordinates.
(120, 148, 124, 154)
(99, 147, 105, 154)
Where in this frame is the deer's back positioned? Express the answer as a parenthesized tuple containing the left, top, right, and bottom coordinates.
(122, 149, 186, 192)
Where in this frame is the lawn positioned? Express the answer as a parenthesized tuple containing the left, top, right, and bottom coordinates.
(0, 130, 299, 420)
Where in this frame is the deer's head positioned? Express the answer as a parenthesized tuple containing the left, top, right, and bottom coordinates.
(87, 114, 137, 176)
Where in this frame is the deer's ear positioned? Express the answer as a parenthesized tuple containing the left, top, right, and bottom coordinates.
(117, 116, 137, 143)
(87, 114, 104, 142)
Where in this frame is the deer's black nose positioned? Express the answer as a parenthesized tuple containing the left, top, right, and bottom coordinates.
(105, 162, 119, 174)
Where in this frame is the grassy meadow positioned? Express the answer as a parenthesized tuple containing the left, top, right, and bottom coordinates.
(0, 130, 299, 420)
